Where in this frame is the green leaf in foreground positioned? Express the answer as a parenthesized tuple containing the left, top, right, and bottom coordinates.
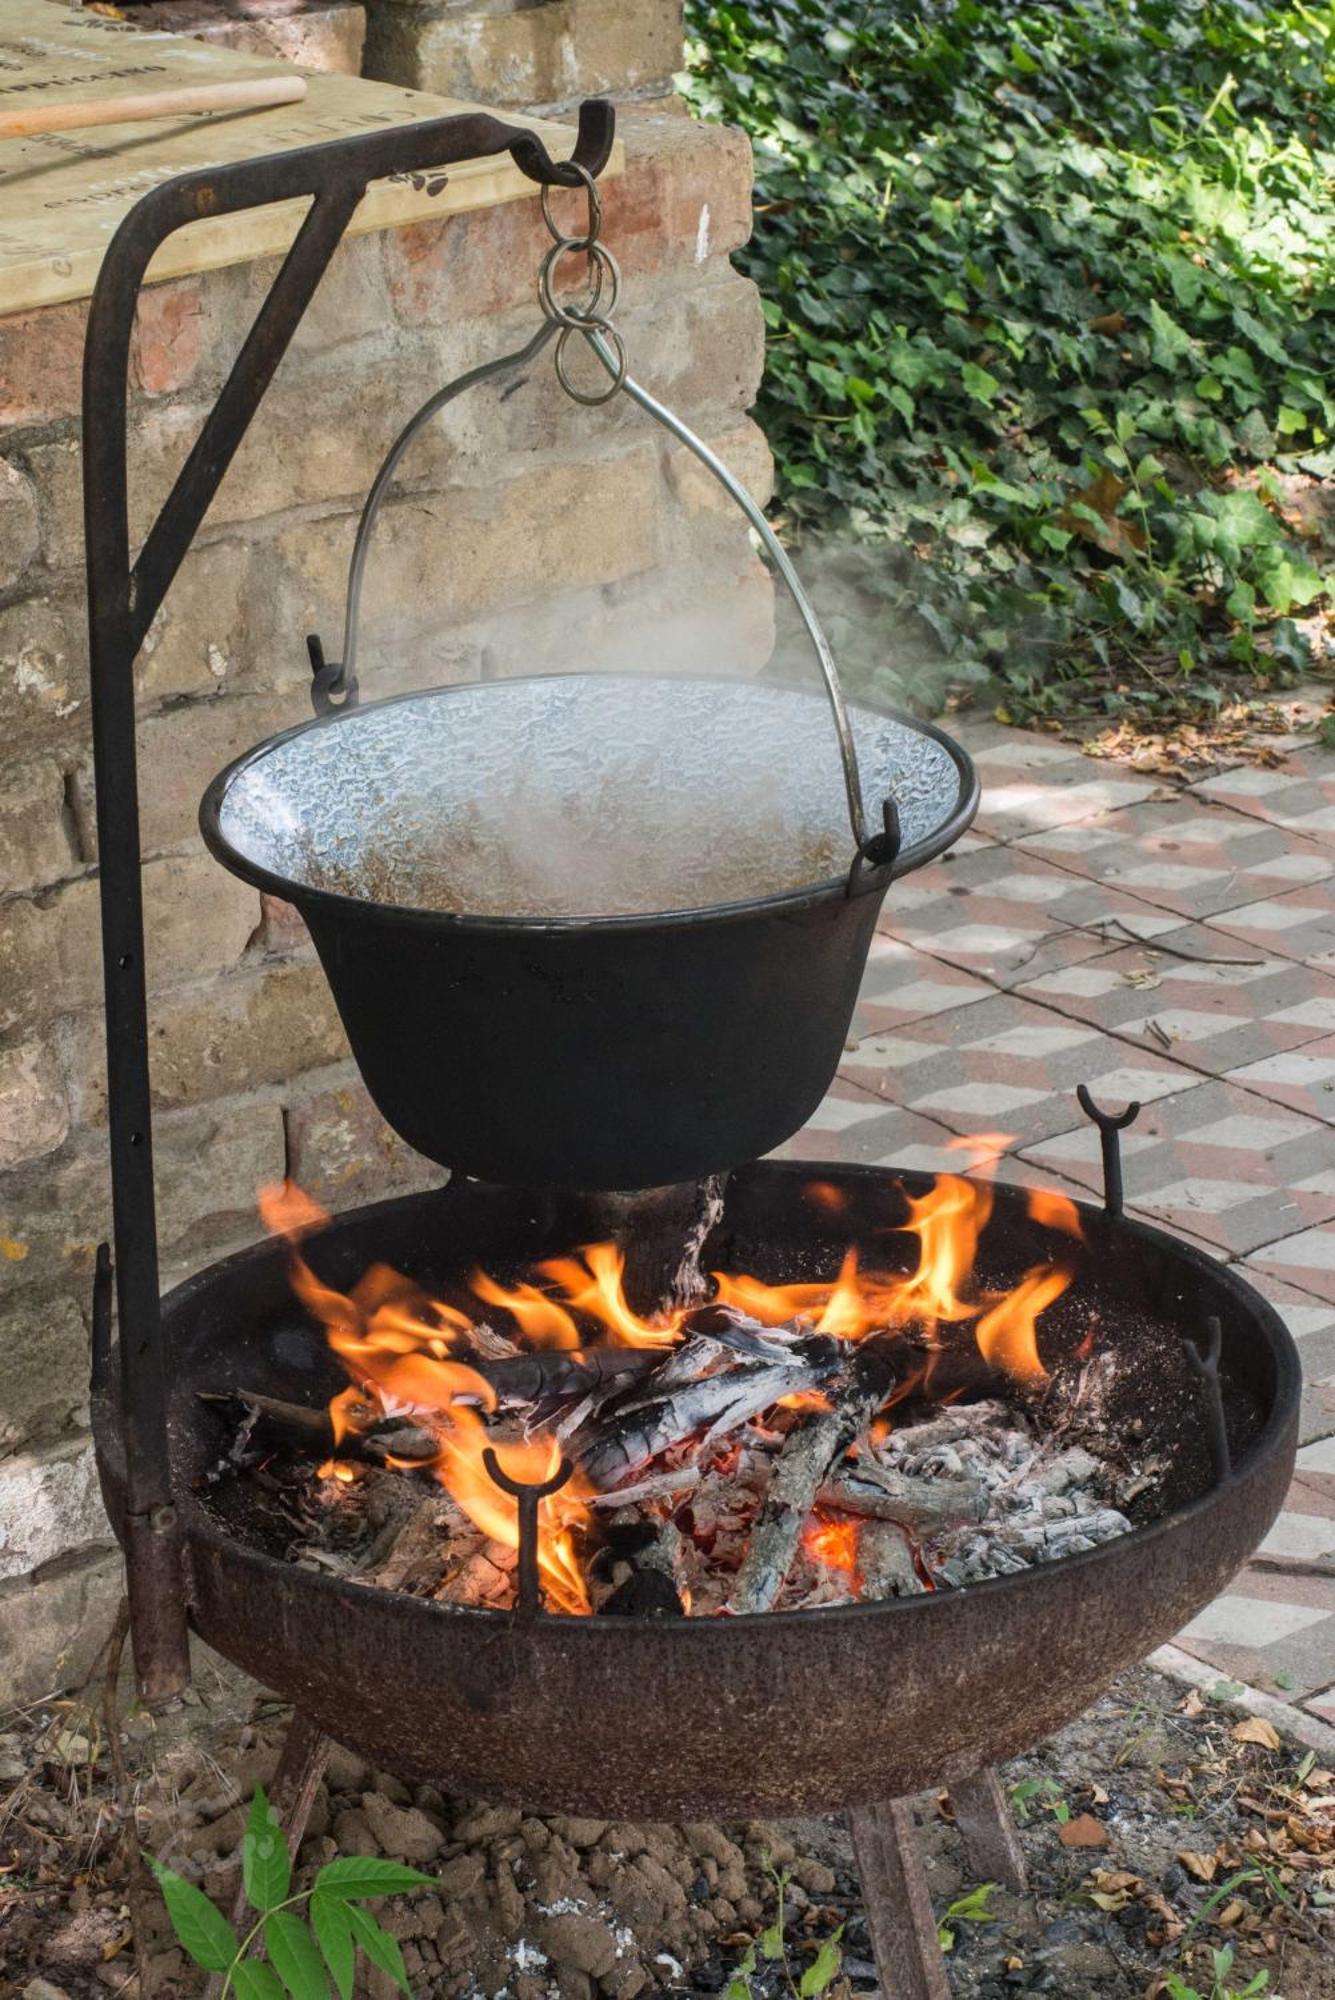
(149, 1862, 238, 1973)
(313, 1856, 435, 1900)
(799, 1927, 844, 1996)
(231, 1965, 287, 2000)
(346, 1903, 412, 1996)
(311, 1890, 356, 2000)
(243, 1785, 291, 1914)
(264, 1908, 329, 2000)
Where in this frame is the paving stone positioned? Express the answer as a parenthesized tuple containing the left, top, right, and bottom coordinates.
(1191, 746, 1335, 838)
(965, 736, 1161, 840)
(1226, 1034, 1335, 1123)
(1015, 794, 1335, 919)
(1175, 1573, 1335, 1699)
(842, 987, 1196, 1143)
(878, 843, 1180, 990)
(1229, 1266, 1335, 1448)
(849, 933, 997, 1041)
(1015, 939, 1335, 1076)
(1247, 1226, 1335, 1307)
(1018, 1078, 1335, 1255)
(1208, 879, 1335, 969)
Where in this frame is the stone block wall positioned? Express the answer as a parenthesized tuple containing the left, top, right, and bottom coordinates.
(365, 0, 684, 113)
(0, 112, 769, 1698)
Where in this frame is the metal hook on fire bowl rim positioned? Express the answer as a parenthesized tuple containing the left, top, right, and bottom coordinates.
(482, 1447, 575, 1617)
(1076, 1084, 1141, 1219)
(1181, 1314, 1231, 1485)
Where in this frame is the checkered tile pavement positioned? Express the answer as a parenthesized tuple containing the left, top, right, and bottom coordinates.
(777, 716, 1335, 1729)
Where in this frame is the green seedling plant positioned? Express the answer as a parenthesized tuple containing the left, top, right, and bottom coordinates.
(938, 1881, 999, 1952)
(151, 1787, 433, 1998)
(1160, 1943, 1271, 1999)
(724, 1863, 844, 1999)
(1008, 1776, 1069, 1826)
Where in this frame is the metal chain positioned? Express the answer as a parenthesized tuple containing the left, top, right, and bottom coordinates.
(536, 162, 627, 406)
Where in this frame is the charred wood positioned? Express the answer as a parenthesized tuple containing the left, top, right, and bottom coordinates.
(817, 1464, 986, 1530)
(593, 1514, 686, 1618)
(727, 1340, 898, 1614)
(578, 1344, 841, 1493)
(857, 1520, 924, 1599)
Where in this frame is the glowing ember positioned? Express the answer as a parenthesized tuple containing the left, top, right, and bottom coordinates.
(804, 1513, 861, 1588)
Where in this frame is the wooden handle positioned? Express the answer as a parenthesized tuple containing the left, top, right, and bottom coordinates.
(0, 74, 308, 142)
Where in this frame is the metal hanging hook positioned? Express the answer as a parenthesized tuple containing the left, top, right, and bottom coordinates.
(482, 1447, 575, 1617)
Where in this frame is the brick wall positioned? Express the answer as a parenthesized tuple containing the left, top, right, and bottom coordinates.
(0, 112, 769, 1699)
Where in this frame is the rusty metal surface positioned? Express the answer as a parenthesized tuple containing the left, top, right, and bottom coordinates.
(92, 1163, 1300, 1819)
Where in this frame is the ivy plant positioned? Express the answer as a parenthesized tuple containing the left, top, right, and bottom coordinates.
(151, 1787, 433, 1997)
(683, 0, 1335, 727)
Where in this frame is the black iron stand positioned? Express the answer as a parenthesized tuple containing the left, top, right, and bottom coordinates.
(82, 99, 614, 1706)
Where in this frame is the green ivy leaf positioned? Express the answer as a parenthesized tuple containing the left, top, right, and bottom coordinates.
(346, 1904, 411, 1997)
(313, 1858, 435, 1901)
(311, 1893, 356, 2000)
(264, 1909, 329, 2000)
(1149, 300, 1192, 366)
(243, 1788, 291, 1914)
(961, 361, 1001, 403)
(232, 1965, 287, 2000)
(149, 1863, 238, 1973)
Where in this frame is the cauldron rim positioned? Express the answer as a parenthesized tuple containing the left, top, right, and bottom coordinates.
(198, 669, 980, 935)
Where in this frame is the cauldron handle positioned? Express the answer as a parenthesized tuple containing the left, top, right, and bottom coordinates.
(320, 316, 898, 880)
(588, 332, 897, 873)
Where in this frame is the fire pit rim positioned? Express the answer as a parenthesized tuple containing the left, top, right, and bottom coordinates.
(198, 669, 980, 935)
(146, 1167, 1300, 1632)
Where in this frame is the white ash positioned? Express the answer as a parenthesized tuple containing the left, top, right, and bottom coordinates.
(871, 1399, 1141, 1589)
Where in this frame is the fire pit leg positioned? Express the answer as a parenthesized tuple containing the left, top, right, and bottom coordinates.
(950, 1767, 1027, 1893)
(848, 1798, 951, 2000)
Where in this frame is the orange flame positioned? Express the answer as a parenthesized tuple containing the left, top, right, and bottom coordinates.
(258, 1148, 1084, 1616)
(974, 1265, 1069, 1387)
(1027, 1186, 1085, 1240)
(535, 1242, 684, 1349)
(469, 1269, 581, 1349)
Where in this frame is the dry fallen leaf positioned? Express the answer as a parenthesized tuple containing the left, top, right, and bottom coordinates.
(1232, 1717, 1283, 1751)
(1177, 1850, 1218, 1882)
(1059, 1813, 1111, 1849)
(1216, 1898, 1246, 1927)
(1179, 1687, 1206, 1717)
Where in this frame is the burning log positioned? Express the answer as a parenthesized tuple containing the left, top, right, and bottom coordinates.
(197, 1389, 439, 1465)
(817, 1462, 987, 1531)
(857, 1520, 925, 1599)
(578, 1343, 842, 1493)
(727, 1340, 898, 1615)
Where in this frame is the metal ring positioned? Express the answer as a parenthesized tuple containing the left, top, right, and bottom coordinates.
(538, 236, 619, 328)
(555, 322, 627, 405)
(540, 161, 602, 248)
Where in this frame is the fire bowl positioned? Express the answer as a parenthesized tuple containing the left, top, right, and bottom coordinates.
(198, 675, 977, 1189)
(92, 1163, 1298, 1820)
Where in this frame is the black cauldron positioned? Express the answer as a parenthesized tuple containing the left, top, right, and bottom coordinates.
(201, 669, 976, 1188)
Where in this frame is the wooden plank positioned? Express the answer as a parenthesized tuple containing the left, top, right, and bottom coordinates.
(0, 3, 622, 314)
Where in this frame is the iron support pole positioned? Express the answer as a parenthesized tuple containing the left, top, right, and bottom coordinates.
(80, 101, 614, 1702)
